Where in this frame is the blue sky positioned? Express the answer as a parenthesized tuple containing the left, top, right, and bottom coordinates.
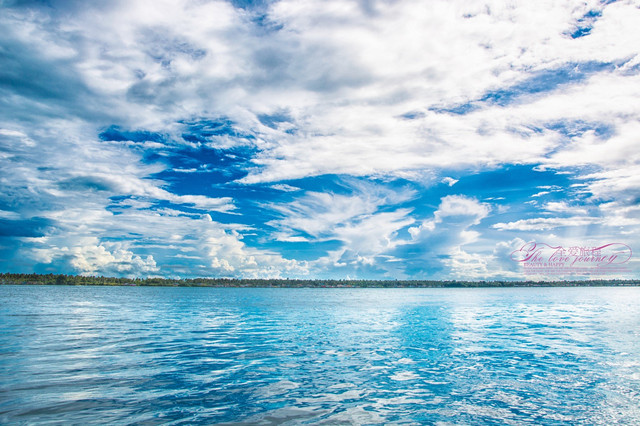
(1, 0, 639, 280)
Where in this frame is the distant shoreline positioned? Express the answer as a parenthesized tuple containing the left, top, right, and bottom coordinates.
(1, 273, 638, 288)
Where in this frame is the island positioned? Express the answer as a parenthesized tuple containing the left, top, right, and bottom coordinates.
(1, 273, 638, 288)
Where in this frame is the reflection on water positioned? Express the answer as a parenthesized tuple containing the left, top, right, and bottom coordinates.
(1, 286, 640, 424)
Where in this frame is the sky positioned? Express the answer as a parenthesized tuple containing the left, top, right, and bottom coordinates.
(1, 0, 639, 280)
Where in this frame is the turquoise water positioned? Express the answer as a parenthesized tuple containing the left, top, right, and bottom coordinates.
(1, 286, 639, 425)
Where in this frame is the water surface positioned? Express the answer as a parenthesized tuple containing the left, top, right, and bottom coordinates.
(1, 286, 639, 424)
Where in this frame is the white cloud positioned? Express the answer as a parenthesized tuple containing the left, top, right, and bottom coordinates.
(0, 210, 21, 220)
(3, 0, 639, 187)
(332, 209, 415, 255)
(23, 206, 308, 278)
(598, 201, 640, 227)
(30, 237, 158, 277)
(441, 177, 458, 187)
(543, 201, 588, 215)
(268, 181, 416, 244)
(0, 117, 304, 278)
(581, 166, 640, 202)
(269, 191, 380, 240)
(271, 183, 301, 192)
(492, 216, 600, 231)
(267, 182, 418, 276)
(408, 196, 490, 251)
(434, 195, 490, 224)
(443, 248, 494, 280)
(531, 191, 550, 198)
(408, 195, 490, 242)
(375, 195, 495, 279)
(6, 0, 636, 183)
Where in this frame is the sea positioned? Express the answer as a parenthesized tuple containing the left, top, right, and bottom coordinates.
(1, 285, 639, 425)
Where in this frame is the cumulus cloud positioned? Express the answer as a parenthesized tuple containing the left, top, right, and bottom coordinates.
(408, 195, 490, 240)
(434, 195, 491, 224)
(32, 238, 159, 277)
(21, 203, 308, 278)
(0, 119, 303, 278)
(442, 248, 494, 281)
(377, 195, 493, 278)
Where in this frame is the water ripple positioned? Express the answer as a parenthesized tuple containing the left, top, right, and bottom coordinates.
(1, 286, 640, 424)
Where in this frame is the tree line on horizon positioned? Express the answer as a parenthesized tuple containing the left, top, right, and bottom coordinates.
(0, 273, 637, 288)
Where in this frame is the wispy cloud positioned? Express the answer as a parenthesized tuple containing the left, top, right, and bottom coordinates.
(492, 217, 601, 231)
